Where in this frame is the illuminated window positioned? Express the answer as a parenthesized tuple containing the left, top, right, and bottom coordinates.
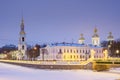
(83, 55, 84, 58)
(77, 55, 78, 58)
(70, 55, 72, 59)
(74, 50, 75, 53)
(64, 55, 66, 59)
(74, 55, 75, 58)
(80, 55, 82, 58)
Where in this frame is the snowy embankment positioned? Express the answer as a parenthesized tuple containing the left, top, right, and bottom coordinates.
(0, 63, 120, 80)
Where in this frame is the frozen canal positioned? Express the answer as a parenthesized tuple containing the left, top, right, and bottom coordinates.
(0, 63, 120, 80)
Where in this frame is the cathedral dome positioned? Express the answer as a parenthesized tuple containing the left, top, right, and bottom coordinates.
(79, 34, 85, 40)
(20, 31, 25, 35)
(107, 32, 114, 40)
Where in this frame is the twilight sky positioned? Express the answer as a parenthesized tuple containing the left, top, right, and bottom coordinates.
(0, 0, 120, 46)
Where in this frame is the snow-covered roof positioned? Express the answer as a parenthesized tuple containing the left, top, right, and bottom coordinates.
(42, 42, 103, 48)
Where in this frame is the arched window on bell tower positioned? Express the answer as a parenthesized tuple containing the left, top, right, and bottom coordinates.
(22, 45, 24, 50)
(22, 37, 24, 42)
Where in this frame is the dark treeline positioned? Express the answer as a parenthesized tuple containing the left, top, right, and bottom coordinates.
(101, 39, 120, 57)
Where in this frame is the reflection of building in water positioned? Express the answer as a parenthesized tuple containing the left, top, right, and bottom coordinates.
(39, 28, 110, 61)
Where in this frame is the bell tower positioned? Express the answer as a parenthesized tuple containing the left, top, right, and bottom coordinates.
(78, 33, 85, 44)
(18, 17, 27, 59)
(92, 27, 100, 46)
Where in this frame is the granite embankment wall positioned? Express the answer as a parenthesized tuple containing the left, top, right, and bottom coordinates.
(0, 60, 92, 70)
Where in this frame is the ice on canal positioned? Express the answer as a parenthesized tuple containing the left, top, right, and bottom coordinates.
(0, 63, 120, 80)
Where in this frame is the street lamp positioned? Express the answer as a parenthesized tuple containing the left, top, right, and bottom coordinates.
(34, 47, 37, 50)
(116, 50, 119, 57)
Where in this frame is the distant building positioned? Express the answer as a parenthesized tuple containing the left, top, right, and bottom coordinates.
(107, 32, 114, 41)
(39, 28, 105, 61)
(18, 17, 27, 59)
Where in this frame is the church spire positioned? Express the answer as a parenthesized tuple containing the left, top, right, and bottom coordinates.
(94, 27, 97, 33)
(20, 16, 25, 35)
(18, 16, 27, 60)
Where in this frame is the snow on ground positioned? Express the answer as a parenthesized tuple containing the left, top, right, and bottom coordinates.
(0, 63, 120, 80)
(109, 68, 120, 74)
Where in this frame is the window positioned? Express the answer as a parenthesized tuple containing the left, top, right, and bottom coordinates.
(77, 55, 78, 59)
(80, 55, 82, 58)
(70, 55, 72, 59)
(74, 55, 76, 58)
(83, 50, 84, 53)
(74, 50, 75, 53)
(71, 49, 72, 53)
(22, 45, 24, 50)
(22, 37, 24, 42)
(67, 49, 69, 53)
(77, 50, 78, 53)
(58, 49, 62, 54)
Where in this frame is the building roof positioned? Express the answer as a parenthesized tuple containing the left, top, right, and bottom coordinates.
(43, 42, 102, 48)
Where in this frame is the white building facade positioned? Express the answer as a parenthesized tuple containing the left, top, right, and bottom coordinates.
(39, 43, 104, 61)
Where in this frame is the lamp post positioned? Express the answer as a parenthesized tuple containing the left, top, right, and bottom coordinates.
(116, 50, 119, 57)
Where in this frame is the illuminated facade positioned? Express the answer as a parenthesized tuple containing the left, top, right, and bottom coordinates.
(39, 43, 103, 61)
(39, 28, 105, 61)
(18, 17, 27, 59)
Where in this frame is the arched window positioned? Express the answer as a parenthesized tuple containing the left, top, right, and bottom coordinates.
(74, 50, 75, 53)
(70, 55, 72, 59)
(22, 37, 24, 42)
(22, 45, 24, 50)
(71, 49, 72, 53)
(67, 49, 69, 53)
(83, 50, 84, 53)
(77, 55, 78, 59)
(80, 55, 82, 58)
(58, 49, 62, 54)
(77, 50, 78, 53)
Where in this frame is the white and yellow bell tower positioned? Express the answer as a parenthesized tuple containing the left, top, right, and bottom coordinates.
(78, 33, 85, 44)
(92, 28, 100, 46)
(18, 17, 27, 59)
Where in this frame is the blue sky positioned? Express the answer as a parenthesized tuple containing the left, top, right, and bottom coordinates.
(0, 0, 120, 46)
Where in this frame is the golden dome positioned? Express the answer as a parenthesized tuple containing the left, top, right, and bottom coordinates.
(20, 31, 25, 35)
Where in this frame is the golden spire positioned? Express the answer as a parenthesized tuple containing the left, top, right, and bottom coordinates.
(94, 27, 97, 33)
